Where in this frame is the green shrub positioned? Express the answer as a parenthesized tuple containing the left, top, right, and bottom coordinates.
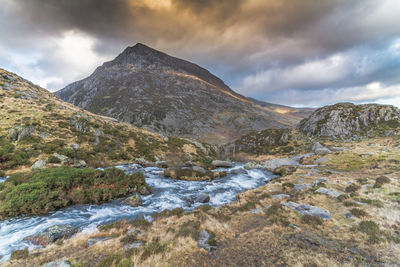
(0, 167, 148, 219)
(345, 184, 361, 193)
(373, 176, 391, 188)
(48, 156, 61, 164)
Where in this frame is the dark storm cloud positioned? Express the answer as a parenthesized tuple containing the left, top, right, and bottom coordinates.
(1, 0, 400, 107)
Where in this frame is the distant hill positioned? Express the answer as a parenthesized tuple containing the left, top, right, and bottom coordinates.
(56, 43, 312, 143)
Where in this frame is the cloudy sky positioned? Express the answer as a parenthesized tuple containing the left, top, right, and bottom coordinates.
(1, 0, 400, 108)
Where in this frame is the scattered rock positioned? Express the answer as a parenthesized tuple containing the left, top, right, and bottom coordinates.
(195, 193, 210, 203)
(70, 113, 90, 133)
(139, 187, 151, 196)
(312, 142, 332, 155)
(23, 224, 78, 246)
(52, 153, 69, 164)
(123, 193, 142, 207)
(331, 147, 346, 152)
(315, 157, 329, 164)
(41, 260, 71, 267)
(87, 237, 111, 246)
(8, 125, 34, 142)
(345, 213, 354, 219)
(293, 184, 311, 192)
(32, 160, 46, 170)
(244, 161, 259, 170)
(312, 178, 329, 187)
(273, 165, 297, 176)
(250, 208, 263, 214)
(271, 194, 290, 199)
(123, 242, 143, 249)
(229, 168, 247, 175)
(198, 230, 216, 252)
(212, 160, 233, 168)
(192, 165, 206, 174)
(156, 161, 168, 168)
(74, 160, 87, 168)
(282, 202, 331, 220)
(315, 187, 342, 198)
(260, 158, 299, 172)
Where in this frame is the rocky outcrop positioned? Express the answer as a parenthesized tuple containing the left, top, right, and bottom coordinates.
(23, 224, 78, 247)
(8, 125, 34, 142)
(299, 103, 400, 138)
(282, 202, 331, 220)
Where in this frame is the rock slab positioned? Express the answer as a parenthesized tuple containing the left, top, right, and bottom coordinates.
(282, 202, 331, 220)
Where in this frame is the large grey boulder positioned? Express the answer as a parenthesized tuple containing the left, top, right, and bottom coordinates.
(312, 142, 332, 155)
(282, 202, 331, 220)
(198, 230, 216, 252)
(32, 160, 46, 170)
(260, 158, 298, 172)
(212, 160, 233, 168)
(42, 260, 71, 267)
(23, 224, 78, 246)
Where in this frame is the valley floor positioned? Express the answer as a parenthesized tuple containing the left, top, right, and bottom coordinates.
(4, 138, 400, 267)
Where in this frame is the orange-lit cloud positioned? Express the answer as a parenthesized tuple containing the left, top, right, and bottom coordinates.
(1, 0, 400, 107)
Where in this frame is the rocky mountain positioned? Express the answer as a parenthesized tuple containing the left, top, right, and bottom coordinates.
(0, 68, 214, 176)
(298, 103, 400, 138)
(56, 43, 311, 143)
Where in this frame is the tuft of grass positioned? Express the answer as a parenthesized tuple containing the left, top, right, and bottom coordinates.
(350, 208, 369, 218)
(301, 215, 323, 226)
(175, 220, 201, 241)
(10, 248, 29, 260)
(358, 220, 382, 243)
(120, 233, 143, 246)
(140, 237, 168, 262)
(207, 230, 217, 246)
(345, 184, 361, 193)
(237, 201, 257, 212)
(97, 254, 123, 267)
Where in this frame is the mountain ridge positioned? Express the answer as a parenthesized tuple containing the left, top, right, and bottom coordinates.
(56, 43, 312, 143)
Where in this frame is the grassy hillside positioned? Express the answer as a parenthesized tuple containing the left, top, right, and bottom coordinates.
(0, 68, 215, 176)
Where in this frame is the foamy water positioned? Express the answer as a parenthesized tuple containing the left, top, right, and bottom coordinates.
(0, 164, 275, 261)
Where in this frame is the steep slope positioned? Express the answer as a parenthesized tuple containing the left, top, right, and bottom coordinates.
(0, 68, 214, 176)
(56, 43, 310, 143)
(298, 102, 400, 138)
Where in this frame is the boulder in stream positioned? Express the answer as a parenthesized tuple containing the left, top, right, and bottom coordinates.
(23, 224, 78, 246)
(123, 193, 143, 207)
(211, 160, 233, 168)
(42, 260, 71, 267)
(195, 193, 210, 203)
